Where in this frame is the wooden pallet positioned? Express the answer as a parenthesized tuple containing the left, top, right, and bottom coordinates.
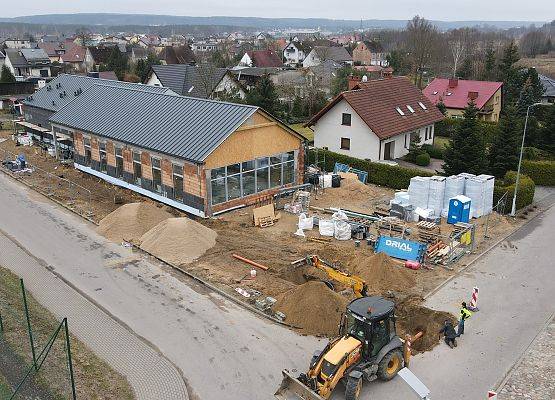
(417, 221, 438, 231)
(258, 216, 275, 228)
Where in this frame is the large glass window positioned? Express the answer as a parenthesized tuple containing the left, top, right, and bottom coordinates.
(172, 164, 183, 202)
(152, 157, 162, 194)
(115, 148, 123, 178)
(84, 138, 91, 166)
(99, 142, 107, 173)
(133, 152, 142, 186)
(210, 151, 297, 205)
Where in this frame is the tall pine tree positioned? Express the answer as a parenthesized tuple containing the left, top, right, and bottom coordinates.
(443, 102, 488, 175)
(538, 105, 555, 153)
(483, 46, 496, 81)
(0, 65, 16, 83)
(498, 41, 522, 109)
(245, 75, 280, 115)
(488, 105, 521, 178)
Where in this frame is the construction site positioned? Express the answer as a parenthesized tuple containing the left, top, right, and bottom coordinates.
(0, 126, 523, 355)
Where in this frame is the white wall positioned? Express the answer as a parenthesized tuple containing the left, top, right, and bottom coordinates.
(146, 72, 162, 87)
(239, 53, 252, 67)
(302, 50, 320, 68)
(313, 99, 380, 160)
(214, 74, 246, 99)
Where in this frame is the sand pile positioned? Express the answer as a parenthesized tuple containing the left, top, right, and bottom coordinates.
(395, 297, 457, 352)
(139, 217, 217, 266)
(97, 202, 172, 243)
(349, 252, 417, 294)
(274, 281, 348, 336)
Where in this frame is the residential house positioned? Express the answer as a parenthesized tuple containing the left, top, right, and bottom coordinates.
(306, 60, 343, 96)
(47, 84, 305, 217)
(4, 48, 52, 78)
(307, 76, 444, 161)
(352, 41, 388, 66)
(85, 46, 114, 71)
(21, 74, 173, 135)
(239, 50, 284, 68)
(37, 42, 65, 63)
(330, 34, 361, 46)
(146, 64, 245, 99)
(539, 74, 555, 104)
(130, 47, 148, 64)
(157, 46, 196, 65)
(302, 46, 352, 68)
(60, 45, 87, 71)
(3, 39, 34, 49)
(191, 41, 218, 52)
(423, 78, 503, 122)
(230, 67, 281, 89)
(282, 40, 312, 66)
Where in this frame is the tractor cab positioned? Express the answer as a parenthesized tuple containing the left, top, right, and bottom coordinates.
(340, 296, 397, 359)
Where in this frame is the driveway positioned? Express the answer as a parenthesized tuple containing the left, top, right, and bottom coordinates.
(0, 173, 322, 400)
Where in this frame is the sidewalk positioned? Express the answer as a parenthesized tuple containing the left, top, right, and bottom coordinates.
(0, 230, 189, 400)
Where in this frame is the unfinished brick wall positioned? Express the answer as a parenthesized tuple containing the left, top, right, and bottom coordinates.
(122, 148, 133, 173)
(296, 146, 305, 184)
(141, 152, 153, 180)
(74, 132, 85, 156)
(106, 141, 116, 167)
(90, 138, 100, 161)
(183, 163, 203, 197)
(161, 159, 173, 187)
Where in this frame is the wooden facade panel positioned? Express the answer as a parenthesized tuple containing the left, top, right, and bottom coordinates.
(106, 141, 116, 166)
(74, 132, 85, 156)
(204, 124, 301, 168)
(141, 152, 153, 180)
(122, 148, 133, 172)
(91, 138, 100, 161)
(161, 159, 173, 187)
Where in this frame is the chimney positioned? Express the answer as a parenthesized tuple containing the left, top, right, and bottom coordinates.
(448, 78, 459, 88)
(348, 74, 362, 90)
(468, 91, 479, 101)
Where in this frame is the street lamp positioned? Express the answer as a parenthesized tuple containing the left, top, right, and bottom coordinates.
(510, 102, 550, 216)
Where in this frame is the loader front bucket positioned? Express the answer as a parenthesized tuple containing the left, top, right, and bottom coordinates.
(274, 370, 325, 400)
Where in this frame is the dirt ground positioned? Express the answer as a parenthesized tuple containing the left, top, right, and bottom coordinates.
(2, 132, 527, 352)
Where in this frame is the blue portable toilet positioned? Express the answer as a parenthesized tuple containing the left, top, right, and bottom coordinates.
(447, 195, 471, 224)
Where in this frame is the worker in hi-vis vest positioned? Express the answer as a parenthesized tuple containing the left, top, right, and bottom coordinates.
(458, 302, 472, 336)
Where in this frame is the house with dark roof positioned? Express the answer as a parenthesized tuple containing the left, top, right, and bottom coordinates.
(352, 41, 388, 67)
(302, 46, 352, 68)
(239, 50, 283, 68)
(157, 46, 196, 65)
(48, 84, 305, 217)
(539, 74, 555, 104)
(230, 67, 281, 89)
(61, 45, 87, 71)
(307, 76, 444, 161)
(423, 77, 503, 122)
(85, 46, 115, 71)
(21, 73, 173, 137)
(283, 40, 312, 66)
(4, 48, 52, 78)
(146, 64, 245, 99)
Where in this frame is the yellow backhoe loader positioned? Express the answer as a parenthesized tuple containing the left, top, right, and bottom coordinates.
(300, 255, 368, 298)
(275, 296, 406, 400)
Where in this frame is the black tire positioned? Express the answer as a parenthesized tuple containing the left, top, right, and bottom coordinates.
(345, 376, 362, 400)
(377, 349, 404, 381)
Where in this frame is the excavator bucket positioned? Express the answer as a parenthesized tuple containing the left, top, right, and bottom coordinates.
(274, 370, 325, 400)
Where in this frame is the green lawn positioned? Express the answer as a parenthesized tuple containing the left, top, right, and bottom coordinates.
(289, 123, 314, 142)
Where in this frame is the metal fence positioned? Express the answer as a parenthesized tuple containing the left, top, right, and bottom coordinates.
(0, 146, 93, 218)
(0, 278, 76, 400)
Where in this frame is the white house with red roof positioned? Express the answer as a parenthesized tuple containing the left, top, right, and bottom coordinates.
(423, 77, 503, 122)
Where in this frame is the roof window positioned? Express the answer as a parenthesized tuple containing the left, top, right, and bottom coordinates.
(396, 107, 405, 116)
(188, 86, 194, 93)
(433, 91, 438, 95)
(406, 105, 415, 113)
(418, 102, 428, 110)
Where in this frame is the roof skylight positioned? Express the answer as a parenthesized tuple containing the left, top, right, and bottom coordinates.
(418, 102, 427, 110)
(406, 105, 415, 113)
(396, 107, 405, 116)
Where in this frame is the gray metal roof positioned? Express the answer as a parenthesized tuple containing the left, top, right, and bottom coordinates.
(20, 48, 50, 62)
(23, 73, 173, 112)
(150, 64, 228, 98)
(49, 84, 258, 163)
(539, 74, 555, 98)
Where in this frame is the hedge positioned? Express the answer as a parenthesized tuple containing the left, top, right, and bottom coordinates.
(521, 160, 555, 186)
(434, 118, 498, 143)
(415, 152, 431, 166)
(308, 148, 433, 190)
(493, 171, 536, 212)
(421, 144, 444, 159)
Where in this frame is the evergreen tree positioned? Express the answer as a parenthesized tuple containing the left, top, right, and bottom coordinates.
(0, 65, 16, 83)
(498, 41, 522, 109)
(290, 96, 305, 120)
(135, 53, 161, 83)
(245, 75, 280, 115)
(488, 105, 521, 178)
(456, 57, 473, 79)
(538, 106, 555, 153)
(516, 69, 545, 116)
(330, 66, 364, 96)
(483, 46, 496, 81)
(436, 100, 447, 115)
(443, 102, 488, 175)
(105, 47, 129, 80)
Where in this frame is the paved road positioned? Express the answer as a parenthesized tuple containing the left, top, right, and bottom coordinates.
(0, 173, 322, 400)
(340, 197, 555, 399)
(0, 230, 189, 400)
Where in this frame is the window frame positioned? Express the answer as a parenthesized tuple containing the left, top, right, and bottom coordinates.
(341, 113, 352, 126)
(132, 151, 142, 186)
(151, 156, 162, 194)
(340, 137, 351, 150)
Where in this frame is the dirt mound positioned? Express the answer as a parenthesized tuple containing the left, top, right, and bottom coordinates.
(349, 252, 417, 294)
(139, 217, 217, 266)
(97, 202, 172, 243)
(395, 297, 457, 353)
(274, 281, 348, 336)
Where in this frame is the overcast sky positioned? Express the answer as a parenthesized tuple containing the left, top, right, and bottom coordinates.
(4, 0, 553, 21)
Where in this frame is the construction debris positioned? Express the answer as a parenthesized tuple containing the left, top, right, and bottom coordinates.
(232, 254, 269, 271)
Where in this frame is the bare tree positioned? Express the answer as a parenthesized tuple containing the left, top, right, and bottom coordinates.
(406, 16, 439, 88)
(449, 39, 465, 77)
(75, 28, 91, 47)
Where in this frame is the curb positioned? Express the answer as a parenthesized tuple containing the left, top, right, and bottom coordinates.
(494, 311, 555, 392)
(424, 199, 554, 300)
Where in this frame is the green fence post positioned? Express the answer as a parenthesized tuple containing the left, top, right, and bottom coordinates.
(64, 318, 77, 400)
(20, 279, 38, 371)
